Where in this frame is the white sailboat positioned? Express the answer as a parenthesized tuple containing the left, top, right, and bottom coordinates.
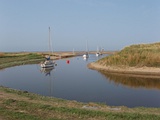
(96, 52, 100, 57)
(96, 46, 101, 57)
(83, 41, 89, 59)
(41, 27, 55, 68)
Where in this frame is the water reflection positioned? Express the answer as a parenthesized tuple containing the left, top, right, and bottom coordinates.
(83, 58, 88, 61)
(40, 67, 54, 76)
(40, 67, 54, 96)
(99, 70, 160, 90)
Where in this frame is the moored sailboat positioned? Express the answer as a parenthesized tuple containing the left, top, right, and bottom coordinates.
(83, 40, 89, 59)
(41, 27, 55, 68)
(96, 46, 101, 57)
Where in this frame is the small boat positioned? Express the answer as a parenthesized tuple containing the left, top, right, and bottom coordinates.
(83, 52, 89, 59)
(96, 46, 102, 57)
(96, 52, 101, 57)
(41, 27, 55, 68)
(83, 41, 89, 59)
(41, 58, 55, 68)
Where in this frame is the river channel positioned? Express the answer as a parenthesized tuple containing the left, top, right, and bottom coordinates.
(1, 54, 160, 108)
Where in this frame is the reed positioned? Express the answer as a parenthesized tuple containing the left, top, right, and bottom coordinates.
(97, 42, 160, 67)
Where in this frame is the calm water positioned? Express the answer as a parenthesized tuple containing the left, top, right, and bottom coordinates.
(1, 54, 160, 108)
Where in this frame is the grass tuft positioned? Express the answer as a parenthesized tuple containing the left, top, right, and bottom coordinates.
(97, 42, 160, 67)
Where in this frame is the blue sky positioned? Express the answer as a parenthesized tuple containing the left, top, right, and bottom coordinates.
(0, 0, 160, 52)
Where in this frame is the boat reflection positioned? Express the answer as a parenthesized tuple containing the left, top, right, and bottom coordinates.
(83, 58, 88, 61)
(40, 67, 54, 76)
(99, 70, 160, 90)
(40, 66, 54, 96)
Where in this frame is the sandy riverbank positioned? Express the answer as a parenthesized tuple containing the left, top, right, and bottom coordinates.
(88, 62, 160, 78)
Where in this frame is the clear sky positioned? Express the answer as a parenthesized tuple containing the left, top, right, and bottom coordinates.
(0, 0, 160, 52)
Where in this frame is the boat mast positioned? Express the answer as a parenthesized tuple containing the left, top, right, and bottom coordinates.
(97, 46, 99, 52)
(50, 27, 54, 55)
(48, 27, 53, 55)
(86, 40, 89, 53)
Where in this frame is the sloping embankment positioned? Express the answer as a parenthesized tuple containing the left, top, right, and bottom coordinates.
(88, 42, 160, 78)
(88, 62, 160, 78)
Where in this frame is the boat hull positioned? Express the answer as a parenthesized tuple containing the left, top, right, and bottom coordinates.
(83, 54, 89, 58)
(41, 60, 55, 68)
(96, 52, 102, 57)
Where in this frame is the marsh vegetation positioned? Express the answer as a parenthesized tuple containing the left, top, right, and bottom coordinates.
(0, 52, 44, 69)
(97, 42, 160, 67)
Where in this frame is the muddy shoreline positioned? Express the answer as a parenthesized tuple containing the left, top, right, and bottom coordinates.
(88, 62, 160, 78)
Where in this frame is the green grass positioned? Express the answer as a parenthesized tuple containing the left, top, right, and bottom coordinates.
(97, 42, 160, 67)
(1, 86, 160, 120)
(0, 52, 44, 69)
(1, 99, 160, 120)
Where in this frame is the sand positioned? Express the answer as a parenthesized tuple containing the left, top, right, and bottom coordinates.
(88, 62, 160, 78)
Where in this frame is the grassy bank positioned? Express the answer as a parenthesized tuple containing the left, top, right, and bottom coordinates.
(1, 86, 160, 120)
(0, 52, 44, 69)
(0, 52, 77, 69)
(97, 42, 160, 67)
